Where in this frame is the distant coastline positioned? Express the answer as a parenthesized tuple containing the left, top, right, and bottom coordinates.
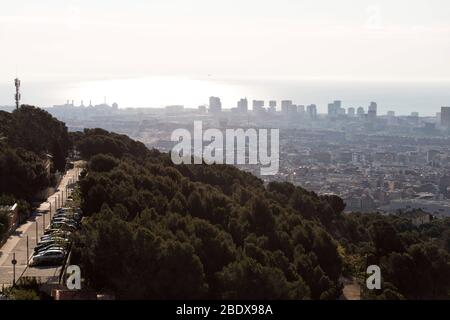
(1, 76, 450, 116)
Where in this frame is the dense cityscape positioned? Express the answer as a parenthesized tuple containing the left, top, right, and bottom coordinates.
(6, 96, 447, 218)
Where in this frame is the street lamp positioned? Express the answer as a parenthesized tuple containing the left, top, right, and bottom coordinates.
(26, 235, 29, 266)
(43, 201, 50, 229)
(35, 220, 38, 245)
(11, 253, 17, 287)
(45, 200, 52, 216)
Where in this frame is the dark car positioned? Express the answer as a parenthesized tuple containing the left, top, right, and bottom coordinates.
(50, 222, 78, 231)
(34, 238, 70, 252)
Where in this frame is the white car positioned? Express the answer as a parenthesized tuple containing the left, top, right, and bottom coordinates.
(30, 249, 65, 266)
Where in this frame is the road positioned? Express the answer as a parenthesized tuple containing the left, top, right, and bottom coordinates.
(0, 163, 82, 288)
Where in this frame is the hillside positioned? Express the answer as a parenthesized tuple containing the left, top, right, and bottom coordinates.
(71, 128, 450, 300)
(0, 106, 72, 243)
(0, 106, 70, 201)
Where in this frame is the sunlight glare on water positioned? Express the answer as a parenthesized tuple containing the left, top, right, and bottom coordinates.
(60, 76, 253, 109)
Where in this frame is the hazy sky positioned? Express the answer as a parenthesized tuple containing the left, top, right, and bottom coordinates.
(1, 0, 450, 83)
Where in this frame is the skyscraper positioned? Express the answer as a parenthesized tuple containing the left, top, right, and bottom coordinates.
(209, 96, 222, 113)
(307, 104, 317, 119)
(441, 107, 450, 128)
(328, 100, 342, 117)
(281, 100, 293, 114)
(237, 98, 248, 113)
(297, 105, 305, 113)
(357, 107, 365, 116)
(368, 102, 377, 120)
(253, 100, 265, 112)
(289, 104, 298, 114)
(347, 107, 355, 116)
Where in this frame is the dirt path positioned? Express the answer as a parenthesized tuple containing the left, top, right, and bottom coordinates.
(341, 277, 361, 300)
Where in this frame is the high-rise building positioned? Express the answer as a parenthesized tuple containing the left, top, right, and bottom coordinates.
(357, 107, 365, 116)
(307, 104, 317, 119)
(441, 107, 450, 128)
(327, 103, 334, 116)
(328, 100, 342, 117)
(209, 96, 222, 113)
(347, 107, 355, 116)
(368, 102, 377, 120)
(297, 105, 305, 113)
(269, 100, 277, 112)
(237, 98, 248, 113)
(289, 104, 298, 113)
(281, 100, 293, 114)
(253, 100, 265, 112)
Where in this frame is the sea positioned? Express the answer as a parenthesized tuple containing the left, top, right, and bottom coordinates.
(1, 76, 449, 116)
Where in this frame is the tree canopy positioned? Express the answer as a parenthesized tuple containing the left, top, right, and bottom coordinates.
(68, 128, 450, 300)
(0, 106, 70, 201)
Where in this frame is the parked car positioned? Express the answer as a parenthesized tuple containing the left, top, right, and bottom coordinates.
(50, 222, 78, 231)
(35, 238, 70, 251)
(55, 209, 80, 216)
(34, 244, 67, 254)
(41, 233, 71, 241)
(44, 228, 72, 235)
(52, 217, 79, 225)
(41, 230, 71, 238)
(54, 213, 81, 221)
(52, 213, 79, 219)
(30, 249, 65, 266)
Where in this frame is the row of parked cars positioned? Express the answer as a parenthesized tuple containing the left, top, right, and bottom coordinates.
(29, 207, 82, 267)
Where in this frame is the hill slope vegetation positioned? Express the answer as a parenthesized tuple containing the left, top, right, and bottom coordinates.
(71, 128, 450, 299)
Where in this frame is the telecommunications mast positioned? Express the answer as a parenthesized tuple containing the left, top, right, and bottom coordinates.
(14, 77, 21, 110)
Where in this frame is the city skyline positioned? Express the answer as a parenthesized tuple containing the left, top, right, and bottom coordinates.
(1, 76, 449, 116)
